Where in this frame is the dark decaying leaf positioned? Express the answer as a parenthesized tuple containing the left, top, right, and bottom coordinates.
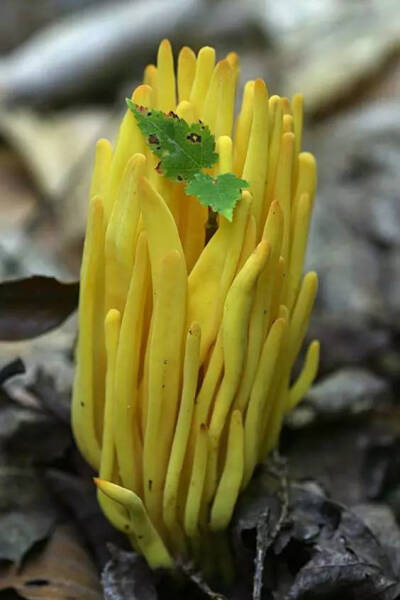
(102, 545, 228, 600)
(102, 544, 158, 600)
(253, 515, 269, 600)
(280, 483, 400, 600)
(0, 358, 25, 386)
(232, 460, 400, 600)
(0, 391, 72, 465)
(94, 460, 400, 600)
(0, 275, 79, 341)
(178, 560, 228, 600)
(0, 369, 74, 565)
(47, 469, 128, 570)
(230, 459, 289, 600)
(362, 428, 400, 502)
(27, 368, 71, 424)
(0, 524, 103, 599)
(252, 459, 289, 600)
(353, 503, 400, 577)
(0, 466, 60, 563)
(233, 460, 288, 576)
(284, 420, 400, 507)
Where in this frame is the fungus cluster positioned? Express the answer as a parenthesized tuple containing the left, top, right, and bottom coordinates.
(72, 39, 319, 570)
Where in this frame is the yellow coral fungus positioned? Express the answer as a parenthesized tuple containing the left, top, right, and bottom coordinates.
(72, 39, 319, 570)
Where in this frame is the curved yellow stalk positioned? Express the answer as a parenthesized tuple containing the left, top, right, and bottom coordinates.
(104, 85, 149, 220)
(138, 176, 184, 294)
(234, 198, 284, 414)
(291, 93, 304, 158)
(177, 46, 196, 102)
(210, 410, 244, 531)
(273, 132, 295, 266)
(233, 80, 254, 177)
(176, 100, 195, 123)
(259, 313, 290, 458)
(217, 191, 253, 317)
(287, 192, 312, 311)
(187, 222, 229, 362)
(113, 232, 149, 496)
(190, 46, 216, 118)
(234, 242, 273, 413)
(237, 214, 257, 271)
(105, 153, 146, 313)
(269, 256, 286, 327)
(156, 39, 176, 112)
(288, 271, 318, 364)
(291, 152, 317, 230)
(115, 153, 146, 289)
(211, 240, 270, 435)
(214, 60, 236, 139)
(207, 241, 270, 498)
(188, 188, 252, 361)
(144, 63, 157, 89)
(175, 99, 208, 271)
(287, 340, 320, 411)
(191, 330, 224, 434)
(90, 138, 112, 200)
(163, 323, 201, 543)
(95, 479, 173, 569)
(242, 79, 269, 233)
(72, 196, 104, 470)
(184, 424, 209, 539)
(97, 309, 132, 533)
(265, 96, 283, 210)
(261, 200, 284, 333)
(283, 114, 294, 133)
(143, 250, 187, 530)
(217, 135, 233, 174)
(203, 60, 229, 134)
(243, 317, 286, 486)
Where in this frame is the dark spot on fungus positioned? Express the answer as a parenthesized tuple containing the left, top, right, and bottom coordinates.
(177, 175, 183, 181)
(167, 111, 179, 119)
(148, 479, 153, 491)
(155, 161, 163, 174)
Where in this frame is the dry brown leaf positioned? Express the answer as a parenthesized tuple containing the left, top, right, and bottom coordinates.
(0, 523, 103, 599)
(0, 275, 79, 341)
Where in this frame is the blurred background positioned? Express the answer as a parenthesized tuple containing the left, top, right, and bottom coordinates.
(1, 0, 400, 510)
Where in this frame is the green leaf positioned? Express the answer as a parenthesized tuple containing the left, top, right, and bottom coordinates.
(185, 172, 249, 221)
(126, 99, 218, 181)
(126, 98, 250, 220)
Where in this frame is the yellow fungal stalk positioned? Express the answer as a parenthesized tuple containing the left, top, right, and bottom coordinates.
(72, 39, 319, 570)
